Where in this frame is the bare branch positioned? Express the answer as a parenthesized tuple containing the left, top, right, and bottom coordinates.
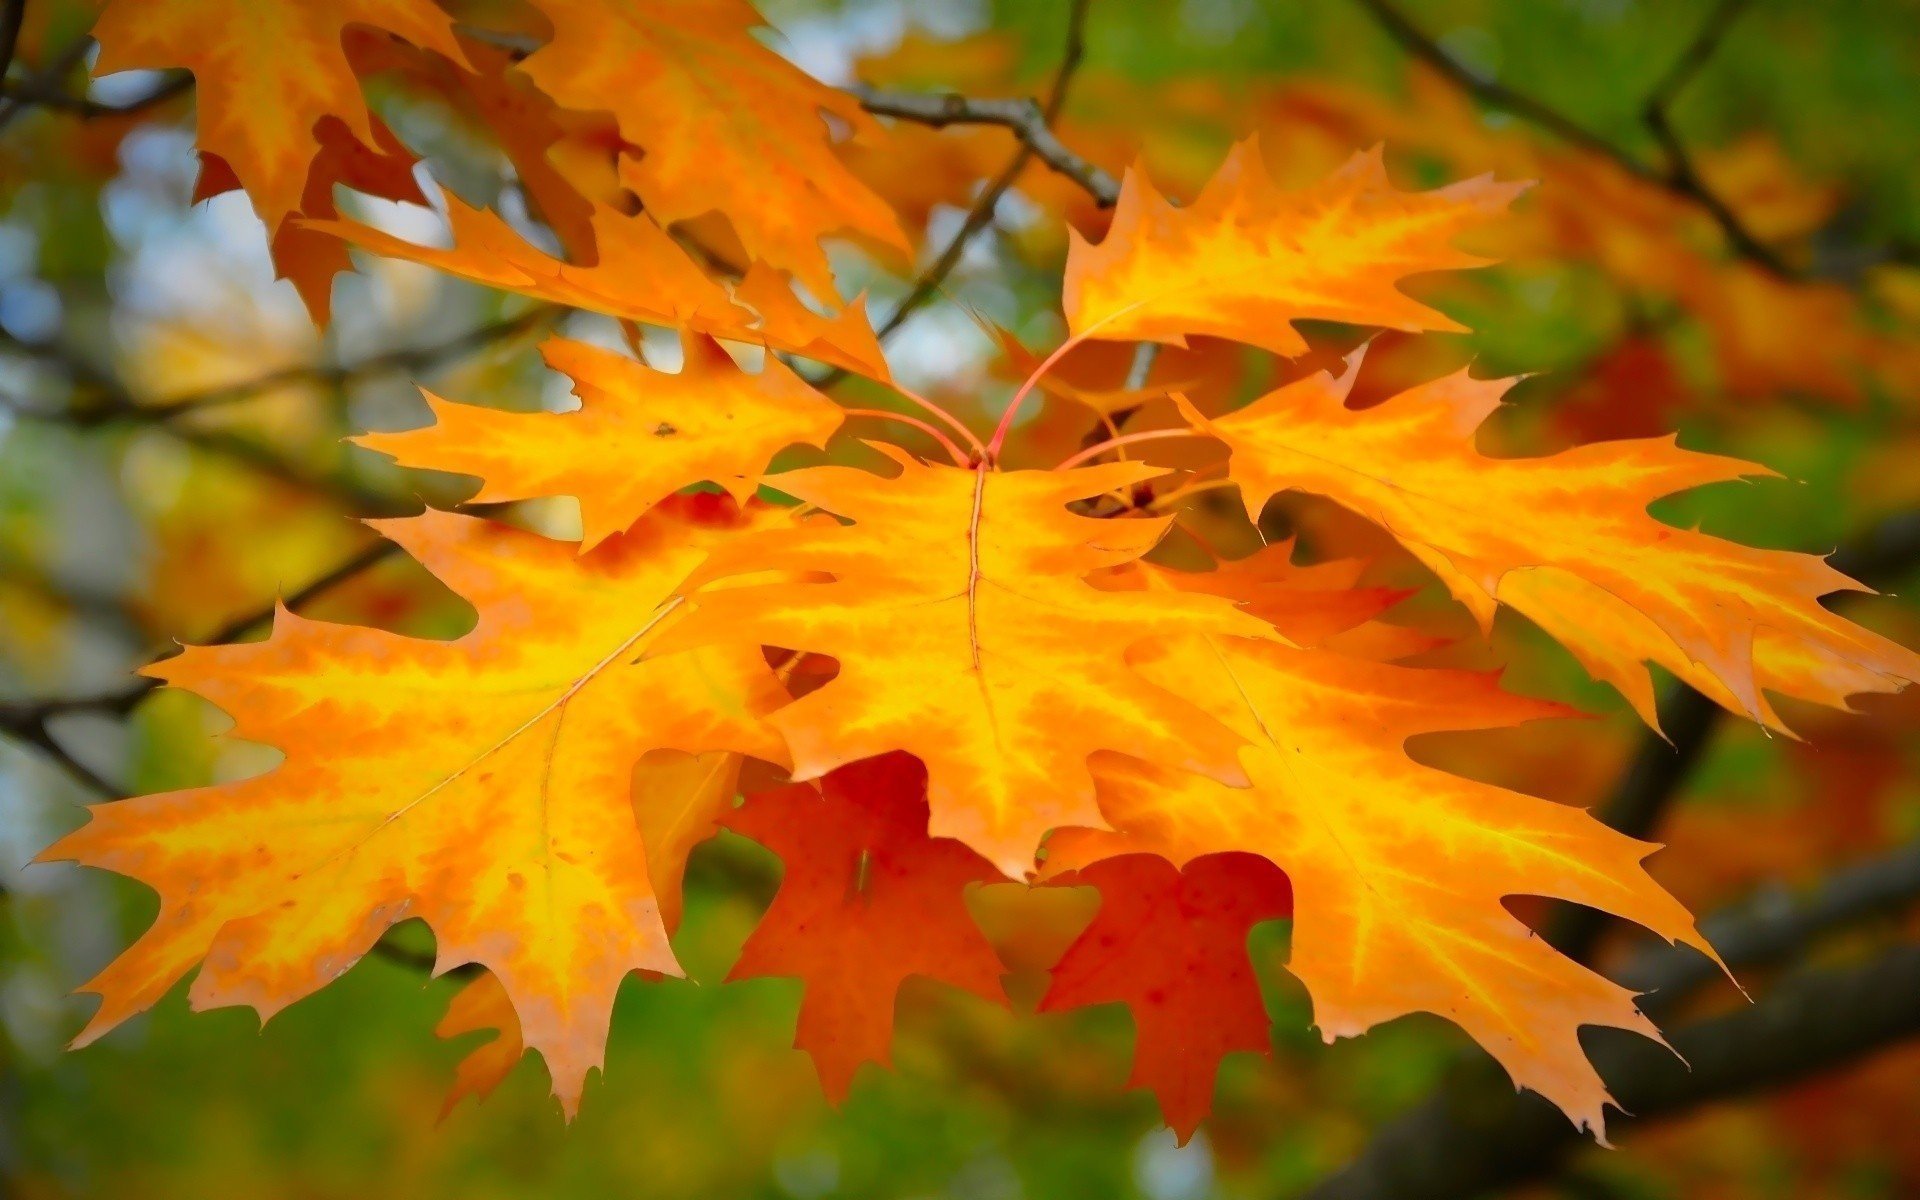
(0, 0, 27, 89)
(853, 86, 1119, 208)
(865, 0, 1094, 346)
(1302, 943, 1920, 1200)
(1547, 506, 1920, 961)
(1349, 0, 1803, 280)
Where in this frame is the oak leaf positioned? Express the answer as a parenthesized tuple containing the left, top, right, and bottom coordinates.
(1040, 852, 1293, 1142)
(1062, 140, 1523, 356)
(309, 193, 891, 380)
(90, 0, 465, 287)
(42, 500, 790, 1115)
(359, 335, 844, 548)
(724, 753, 1007, 1099)
(1176, 351, 1920, 729)
(516, 0, 909, 300)
(665, 449, 1276, 876)
(1046, 636, 1712, 1136)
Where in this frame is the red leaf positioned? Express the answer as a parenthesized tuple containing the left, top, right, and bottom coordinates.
(1041, 852, 1294, 1141)
(724, 753, 1008, 1100)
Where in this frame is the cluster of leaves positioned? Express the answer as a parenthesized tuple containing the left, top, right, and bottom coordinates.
(35, 0, 1920, 1148)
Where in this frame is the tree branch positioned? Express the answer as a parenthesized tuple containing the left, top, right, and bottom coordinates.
(853, 86, 1120, 208)
(1301, 943, 1920, 1200)
(1350, 0, 1805, 280)
(866, 0, 1093, 345)
(1547, 506, 1920, 960)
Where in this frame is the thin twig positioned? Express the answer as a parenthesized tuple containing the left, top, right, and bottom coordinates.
(0, 0, 27, 89)
(1351, 0, 1798, 280)
(867, 0, 1094, 345)
(0, 32, 90, 132)
(854, 86, 1120, 208)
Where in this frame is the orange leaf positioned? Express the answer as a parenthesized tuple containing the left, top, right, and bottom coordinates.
(307, 193, 891, 380)
(41, 499, 789, 1117)
(90, 0, 463, 239)
(724, 753, 1006, 1100)
(1177, 350, 1920, 730)
(516, 0, 908, 301)
(1063, 141, 1523, 356)
(665, 449, 1276, 876)
(359, 334, 844, 548)
(1048, 636, 1711, 1137)
(1040, 852, 1293, 1142)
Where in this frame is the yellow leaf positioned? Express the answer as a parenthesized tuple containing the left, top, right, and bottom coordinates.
(359, 334, 844, 548)
(1178, 351, 1920, 730)
(663, 448, 1276, 875)
(42, 501, 789, 1116)
(1063, 140, 1523, 355)
(1048, 635, 1712, 1136)
(307, 193, 891, 380)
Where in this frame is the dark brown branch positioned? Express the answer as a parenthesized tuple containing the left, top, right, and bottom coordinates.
(0, 0, 27, 90)
(1547, 506, 1920, 961)
(0, 32, 89, 131)
(0, 539, 403, 792)
(1621, 838, 1920, 1003)
(0, 71, 192, 120)
(1301, 943, 1920, 1200)
(853, 86, 1120, 208)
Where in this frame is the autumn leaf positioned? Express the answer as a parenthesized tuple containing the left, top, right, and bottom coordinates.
(41, 499, 791, 1116)
(513, 0, 909, 301)
(436, 971, 526, 1118)
(1040, 852, 1293, 1141)
(724, 753, 1007, 1099)
(194, 108, 425, 322)
(664, 448, 1277, 876)
(1175, 350, 1920, 729)
(308, 192, 891, 380)
(90, 0, 465, 279)
(1062, 140, 1524, 356)
(1046, 636, 1712, 1136)
(359, 334, 844, 548)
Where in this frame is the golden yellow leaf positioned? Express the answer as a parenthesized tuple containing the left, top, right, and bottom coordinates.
(42, 501, 789, 1115)
(663, 448, 1276, 876)
(1177, 352, 1920, 729)
(308, 193, 891, 380)
(1063, 140, 1523, 356)
(1048, 635, 1712, 1136)
(359, 334, 844, 548)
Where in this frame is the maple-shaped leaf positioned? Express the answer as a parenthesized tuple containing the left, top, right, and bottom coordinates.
(723, 753, 1006, 1099)
(1062, 141, 1523, 356)
(1176, 352, 1920, 729)
(309, 193, 890, 380)
(40, 499, 791, 1116)
(664, 448, 1276, 876)
(90, 0, 464, 271)
(1046, 636, 1713, 1136)
(359, 335, 844, 548)
(1040, 852, 1293, 1142)
(513, 0, 909, 301)
(435, 746, 747, 1117)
